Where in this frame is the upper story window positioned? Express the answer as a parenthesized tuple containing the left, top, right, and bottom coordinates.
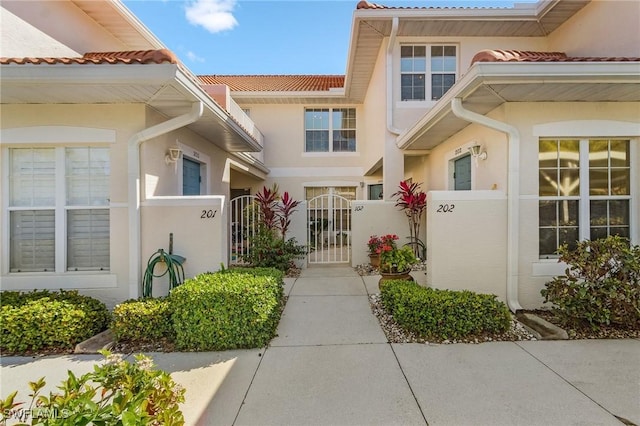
(538, 139, 631, 258)
(305, 108, 356, 153)
(401, 45, 457, 101)
(8, 147, 110, 272)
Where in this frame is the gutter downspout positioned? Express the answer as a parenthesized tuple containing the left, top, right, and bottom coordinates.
(127, 102, 204, 299)
(451, 97, 523, 312)
(387, 17, 401, 135)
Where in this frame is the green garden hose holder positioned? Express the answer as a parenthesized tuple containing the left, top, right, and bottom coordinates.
(142, 233, 186, 298)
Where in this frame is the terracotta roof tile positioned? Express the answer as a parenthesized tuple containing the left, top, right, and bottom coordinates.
(471, 49, 640, 65)
(356, 0, 504, 10)
(0, 49, 178, 65)
(198, 75, 345, 92)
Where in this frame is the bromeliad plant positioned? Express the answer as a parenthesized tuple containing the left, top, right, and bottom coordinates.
(392, 180, 427, 259)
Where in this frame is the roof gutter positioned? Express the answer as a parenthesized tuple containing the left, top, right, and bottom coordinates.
(127, 101, 203, 299)
(387, 17, 402, 135)
(451, 97, 523, 313)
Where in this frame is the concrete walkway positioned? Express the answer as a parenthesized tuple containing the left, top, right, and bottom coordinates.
(1, 266, 639, 425)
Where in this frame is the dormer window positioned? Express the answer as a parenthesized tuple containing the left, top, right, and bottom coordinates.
(401, 45, 457, 101)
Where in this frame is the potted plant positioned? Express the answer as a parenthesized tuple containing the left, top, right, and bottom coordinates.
(367, 235, 383, 267)
(377, 234, 418, 288)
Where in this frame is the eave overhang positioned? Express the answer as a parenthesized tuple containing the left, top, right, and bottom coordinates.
(344, 0, 591, 102)
(397, 61, 640, 150)
(0, 62, 262, 153)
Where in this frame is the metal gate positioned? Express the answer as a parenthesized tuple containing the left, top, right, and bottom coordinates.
(229, 195, 259, 265)
(307, 194, 351, 264)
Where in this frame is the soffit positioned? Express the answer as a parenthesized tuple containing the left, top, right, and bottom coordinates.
(70, 0, 163, 50)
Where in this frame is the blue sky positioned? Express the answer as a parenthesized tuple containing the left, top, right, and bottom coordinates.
(122, 0, 537, 76)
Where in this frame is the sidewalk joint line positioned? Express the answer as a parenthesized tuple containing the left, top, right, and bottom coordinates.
(514, 341, 627, 424)
(389, 343, 430, 426)
(231, 345, 269, 426)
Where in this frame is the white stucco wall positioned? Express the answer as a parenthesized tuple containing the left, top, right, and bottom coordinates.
(0, 104, 144, 307)
(547, 0, 640, 58)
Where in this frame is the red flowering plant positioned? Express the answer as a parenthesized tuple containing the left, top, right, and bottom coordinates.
(392, 180, 427, 259)
(378, 234, 418, 273)
(367, 235, 383, 255)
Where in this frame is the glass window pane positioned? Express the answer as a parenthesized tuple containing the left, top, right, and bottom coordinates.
(443, 57, 456, 72)
(559, 169, 580, 196)
(589, 139, 609, 168)
(609, 200, 629, 226)
(590, 227, 608, 241)
(610, 227, 629, 239)
(610, 169, 630, 195)
(539, 228, 557, 257)
(414, 46, 426, 57)
(443, 74, 456, 87)
(66, 148, 110, 206)
(539, 169, 558, 196)
(589, 169, 609, 195)
(539, 140, 557, 168)
(443, 46, 456, 57)
(430, 46, 443, 57)
(401, 46, 413, 58)
(431, 57, 443, 71)
(305, 130, 329, 152)
(590, 200, 608, 226)
(413, 58, 426, 72)
(67, 209, 110, 271)
(539, 201, 557, 226)
(10, 210, 55, 272)
(559, 227, 579, 251)
(558, 200, 578, 226)
(9, 148, 56, 207)
(401, 58, 413, 73)
(558, 140, 579, 168)
(610, 140, 630, 167)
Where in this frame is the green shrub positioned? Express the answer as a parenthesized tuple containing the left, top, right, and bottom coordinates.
(0, 290, 110, 354)
(541, 236, 640, 329)
(0, 351, 185, 425)
(381, 280, 511, 340)
(111, 298, 174, 343)
(242, 227, 306, 271)
(169, 269, 284, 351)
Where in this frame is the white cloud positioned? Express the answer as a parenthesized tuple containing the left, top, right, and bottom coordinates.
(186, 51, 205, 63)
(185, 0, 238, 33)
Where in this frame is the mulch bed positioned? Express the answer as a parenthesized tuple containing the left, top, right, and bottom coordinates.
(524, 309, 640, 340)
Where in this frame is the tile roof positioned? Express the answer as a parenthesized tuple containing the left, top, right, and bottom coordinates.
(471, 50, 640, 65)
(0, 49, 178, 65)
(198, 75, 345, 92)
(355, 0, 504, 10)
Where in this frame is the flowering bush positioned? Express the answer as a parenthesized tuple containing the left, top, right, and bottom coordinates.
(376, 234, 418, 273)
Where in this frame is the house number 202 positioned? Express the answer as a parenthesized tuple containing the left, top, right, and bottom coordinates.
(436, 204, 455, 213)
(201, 209, 217, 219)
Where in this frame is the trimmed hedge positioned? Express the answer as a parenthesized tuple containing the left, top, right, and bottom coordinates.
(0, 290, 110, 354)
(169, 267, 284, 351)
(111, 298, 174, 342)
(380, 280, 511, 340)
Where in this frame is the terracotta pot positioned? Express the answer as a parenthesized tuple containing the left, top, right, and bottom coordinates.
(368, 254, 380, 267)
(378, 270, 414, 290)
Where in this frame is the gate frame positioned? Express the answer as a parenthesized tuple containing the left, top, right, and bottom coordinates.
(307, 193, 352, 264)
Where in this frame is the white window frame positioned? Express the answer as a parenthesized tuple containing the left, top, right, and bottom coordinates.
(1, 126, 117, 289)
(400, 44, 458, 102)
(304, 107, 357, 154)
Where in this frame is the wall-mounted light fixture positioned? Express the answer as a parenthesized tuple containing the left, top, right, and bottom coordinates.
(359, 181, 365, 188)
(165, 146, 182, 173)
(468, 143, 487, 164)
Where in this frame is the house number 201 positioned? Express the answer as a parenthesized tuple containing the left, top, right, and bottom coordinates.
(201, 209, 217, 219)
